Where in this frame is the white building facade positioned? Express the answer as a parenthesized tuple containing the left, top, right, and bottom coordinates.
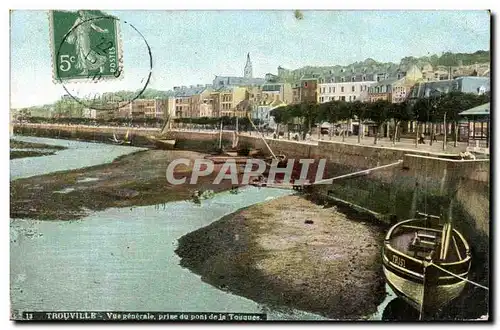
(252, 104, 284, 130)
(318, 76, 377, 103)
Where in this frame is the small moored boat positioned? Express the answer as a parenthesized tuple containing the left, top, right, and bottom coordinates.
(382, 211, 471, 319)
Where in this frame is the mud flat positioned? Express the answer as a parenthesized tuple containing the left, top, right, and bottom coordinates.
(10, 149, 245, 220)
(10, 139, 67, 159)
(175, 195, 386, 319)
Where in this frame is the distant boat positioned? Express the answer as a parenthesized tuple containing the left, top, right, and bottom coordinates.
(109, 130, 131, 145)
(382, 211, 472, 319)
(154, 138, 176, 150)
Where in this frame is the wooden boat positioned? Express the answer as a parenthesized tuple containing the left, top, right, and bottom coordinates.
(147, 135, 176, 150)
(154, 139, 176, 150)
(225, 150, 239, 157)
(109, 130, 131, 145)
(204, 155, 253, 165)
(382, 211, 471, 319)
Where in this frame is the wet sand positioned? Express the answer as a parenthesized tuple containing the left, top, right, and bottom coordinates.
(10, 149, 247, 220)
(10, 139, 67, 159)
(175, 195, 387, 319)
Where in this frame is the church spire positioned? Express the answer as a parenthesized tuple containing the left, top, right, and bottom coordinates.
(244, 53, 253, 79)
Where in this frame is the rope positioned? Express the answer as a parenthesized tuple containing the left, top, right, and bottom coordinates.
(312, 160, 403, 185)
(429, 262, 489, 291)
(246, 114, 278, 161)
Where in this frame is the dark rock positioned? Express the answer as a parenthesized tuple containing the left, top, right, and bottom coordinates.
(304, 220, 314, 224)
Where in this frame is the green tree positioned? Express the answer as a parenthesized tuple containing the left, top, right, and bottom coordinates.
(366, 100, 391, 145)
(388, 101, 413, 145)
(350, 101, 369, 143)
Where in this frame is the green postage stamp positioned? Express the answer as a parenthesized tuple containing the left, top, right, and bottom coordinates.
(50, 10, 122, 83)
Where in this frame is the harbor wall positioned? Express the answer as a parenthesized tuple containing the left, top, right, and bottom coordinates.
(14, 124, 490, 241)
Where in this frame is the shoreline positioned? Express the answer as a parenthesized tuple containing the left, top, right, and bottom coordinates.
(10, 139, 67, 159)
(175, 195, 386, 320)
(10, 148, 247, 221)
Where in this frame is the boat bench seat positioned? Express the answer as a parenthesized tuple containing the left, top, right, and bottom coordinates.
(409, 232, 438, 253)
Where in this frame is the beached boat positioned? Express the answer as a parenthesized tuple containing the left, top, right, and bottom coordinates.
(382, 212, 471, 319)
(146, 135, 176, 150)
(154, 138, 176, 150)
(109, 130, 131, 145)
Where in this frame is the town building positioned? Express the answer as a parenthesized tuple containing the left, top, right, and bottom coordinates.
(293, 77, 319, 104)
(251, 100, 286, 129)
(291, 82, 301, 104)
(170, 85, 209, 118)
(318, 73, 377, 103)
(260, 83, 293, 104)
(367, 64, 423, 103)
(408, 76, 490, 99)
(210, 86, 247, 117)
(212, 54, 266, 88)
(244, 53, 253, 78)
(117, 98, 169, 119)
(166, 97, 176, 119)
(188, 85, 213, 118)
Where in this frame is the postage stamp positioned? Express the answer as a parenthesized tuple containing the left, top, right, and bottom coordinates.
(50, 10, 122, 83)
(9, 9, 491, 324)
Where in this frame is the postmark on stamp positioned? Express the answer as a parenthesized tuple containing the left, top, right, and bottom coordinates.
(50, 10, 123, 83)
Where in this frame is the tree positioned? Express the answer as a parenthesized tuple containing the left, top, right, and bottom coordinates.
(270, 106, 292, 138)
(350, 101, 369, 143)
(388, 101, 413, 145)
(412, 95, 441, 146)
(438, 91, 491, 147)
(366, 100, 391, 145)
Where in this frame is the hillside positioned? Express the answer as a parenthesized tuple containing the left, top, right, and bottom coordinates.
(278, 50, 490, 81)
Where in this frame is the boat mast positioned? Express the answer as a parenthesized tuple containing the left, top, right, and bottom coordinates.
(247, 113, 278, 161)
(219, 119, 223, 150)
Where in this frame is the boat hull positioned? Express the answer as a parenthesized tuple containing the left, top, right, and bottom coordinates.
(383, 265, 467, 313)
(382, 218, 471, 316)
(154, 139, 176, 150)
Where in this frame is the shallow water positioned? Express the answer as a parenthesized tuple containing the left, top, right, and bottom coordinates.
(10, 187, 333, 320)
(10, 136, 146, 180)
(10, 136, 331, 320)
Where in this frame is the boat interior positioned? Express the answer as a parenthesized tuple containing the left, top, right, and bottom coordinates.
(389, 219, 468, 264)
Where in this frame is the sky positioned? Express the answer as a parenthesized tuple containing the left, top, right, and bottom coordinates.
(10, 10, 490, 109)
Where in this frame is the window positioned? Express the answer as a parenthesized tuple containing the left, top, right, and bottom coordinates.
(329, 87, 332, 93)
(341, 86, 344, 93)
(352, 85, 355, 92)
(348, 96, 352, 101)
(333, 87, 336, 93)
(351, 76, 355, 82)
(362, 75, 366, 81)
(304, 82, 308, 87)
(341, 96, 346, 101)
(341, 77, 345, 82)
(353, 96, 356, 100)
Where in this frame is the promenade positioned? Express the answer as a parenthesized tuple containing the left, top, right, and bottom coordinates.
(15, 123, 482, 156)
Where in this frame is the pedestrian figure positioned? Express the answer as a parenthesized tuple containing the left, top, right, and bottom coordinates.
(418, 133, 425, 144)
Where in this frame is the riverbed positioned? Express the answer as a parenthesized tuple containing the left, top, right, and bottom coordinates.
(9, 136, 332, 320)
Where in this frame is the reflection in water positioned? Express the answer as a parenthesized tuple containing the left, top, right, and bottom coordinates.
(10, 187, 329, 320)
(382, 297, 420, 321)
(10, 136, 146, 180)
